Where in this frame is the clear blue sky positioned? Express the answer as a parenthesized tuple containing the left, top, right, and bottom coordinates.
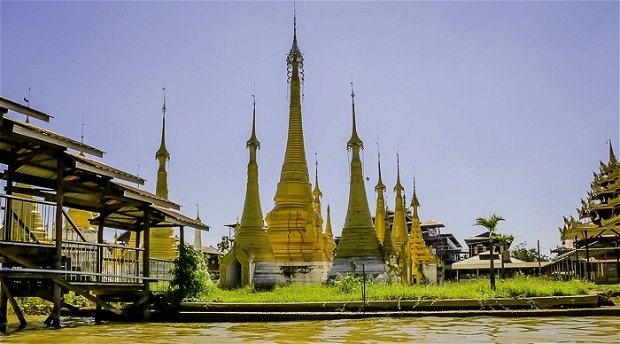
(1, 1, 618, 255)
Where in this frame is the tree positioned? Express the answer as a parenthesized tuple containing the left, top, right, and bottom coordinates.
(474, 214, 505, 291)
(511, 242, 550, 262)
(217, 235, 232, 253)
(493, 233, 514, 279)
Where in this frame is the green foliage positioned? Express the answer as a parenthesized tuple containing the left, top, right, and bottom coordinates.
(334, 275, 362, 294)
(474, 214, 505, 234)
(170, 244, 214, 300)
(510, 242, 550, 262)
(199, 277, 600, 303)
(217, 235, 232, 253)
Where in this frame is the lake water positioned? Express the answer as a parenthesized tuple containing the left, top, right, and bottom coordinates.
(1, 315, 619, 343)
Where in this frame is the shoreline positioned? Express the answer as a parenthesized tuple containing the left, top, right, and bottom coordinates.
(61, 294, 620, 323)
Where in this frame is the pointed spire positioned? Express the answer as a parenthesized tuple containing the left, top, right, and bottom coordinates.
(374, 143, 387, 244)
(155, 86, 170, 200)
(411, 176, 420, 208)
(394, 153, 403, 193)
(271, 9, 311, 208)
(375, 143, 386, 191)
(287, 9, 304, 89)
(325, 204, 333, 237)
(194, 204, 203, 250)
(156, 87, 170, 161)
(247, 90, 260, 149)
(392, 153, 409, 249)
(313, 153, 322, 198)
(608, 139, 617, 164)
(238, 96, 266, 236)
(347, 81, 363, 149)
(335, 84, 383, 261)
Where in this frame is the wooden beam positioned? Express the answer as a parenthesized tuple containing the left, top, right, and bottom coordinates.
(52, 163, 64, 327)
(0, 278, 26, 328)
(142, 210, 150, 293)
(62, 209, 88, 242)
(0, 248, 124, 316)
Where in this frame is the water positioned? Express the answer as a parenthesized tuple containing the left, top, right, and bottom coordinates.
(1, 316, 619, 343)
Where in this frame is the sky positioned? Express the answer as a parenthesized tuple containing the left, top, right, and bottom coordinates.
(1, 1, 618, 256)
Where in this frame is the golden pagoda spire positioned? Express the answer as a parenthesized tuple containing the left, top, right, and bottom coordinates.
(239, 93, 264, 232)
(194, 204, 202, 250)
(609, 139, 617, 164)
(220, 93, 283, 289)
(391, 154, 408, 249)
(325, 204, 333, 238)
(329, 83, 384, 279)
(312, 153, 322, 216)
(323, 204, 336, 260)
(411, 176, 420, 221)
(274, 10, 309, 194)
(375, 143, 386, 244)
(407, 177, 438, 284)
(265, 13, 326, 269)
(155, 87, 170, 200)
(148, 86, 177, 259)
(382, 205, 394, 262)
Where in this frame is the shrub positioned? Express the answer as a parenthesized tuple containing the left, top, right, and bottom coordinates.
(170, 245, 214, 300)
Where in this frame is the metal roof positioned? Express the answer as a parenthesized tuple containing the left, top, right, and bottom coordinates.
(0, 99, 209, 232)
(0, 96, 52, 122)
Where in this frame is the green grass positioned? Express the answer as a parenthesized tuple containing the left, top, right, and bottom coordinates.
(198, 276, 600, 303)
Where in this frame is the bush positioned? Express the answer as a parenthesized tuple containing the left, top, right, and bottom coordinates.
(170, 245, 214, 300)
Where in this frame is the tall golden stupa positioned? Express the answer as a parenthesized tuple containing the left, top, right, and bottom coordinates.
(219, 96, 285, 289)
(391, 156, 411, 282)
(329, 84, 386, 278)
(264, 16, 331, 283)
(129, 92, 177, 260)
(407, 180, 439, 284)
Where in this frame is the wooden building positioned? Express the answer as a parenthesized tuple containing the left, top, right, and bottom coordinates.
(0, 96, 208, 329)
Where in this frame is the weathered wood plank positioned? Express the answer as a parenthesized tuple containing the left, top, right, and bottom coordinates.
(0, 278, 26, 327)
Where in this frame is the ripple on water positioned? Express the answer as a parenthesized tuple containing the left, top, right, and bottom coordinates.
(1, 315, 619, 343)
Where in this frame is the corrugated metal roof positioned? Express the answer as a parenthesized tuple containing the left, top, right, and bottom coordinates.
(10, 118, 104, 157)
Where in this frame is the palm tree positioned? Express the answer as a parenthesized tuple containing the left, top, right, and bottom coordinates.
(474, 214, 505, 291)
(494, 233, 514, 279)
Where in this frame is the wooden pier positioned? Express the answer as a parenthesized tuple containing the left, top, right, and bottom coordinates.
(0, 96, 208, 330)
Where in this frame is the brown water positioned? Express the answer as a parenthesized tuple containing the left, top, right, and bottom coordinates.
(1, 316, 619, 343)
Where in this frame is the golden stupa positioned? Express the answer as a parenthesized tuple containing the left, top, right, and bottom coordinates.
(219, 97, 285, 289)
(10, 184, 48, 243)
(329, 84, 386, 279)
(264, 16, 330, 283)
(407, 180, 439, 284)
(129, 93, 177, 260)
(391, 156, 411, 283)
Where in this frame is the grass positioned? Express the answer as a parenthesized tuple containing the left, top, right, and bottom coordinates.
(198, 276, 600, 303)
(7, 277, 614, 316)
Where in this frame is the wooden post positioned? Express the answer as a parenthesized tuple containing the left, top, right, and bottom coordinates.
(134, 230, 141, 278)
(0, 162, 14, 332)
(537, 240, 542, 276)
(584, 231, 591, 281)
(574, 236, 580, 278)
(142, 210, 150, 293)
(179, 226, 185, 298)
(51, 163, 64, 328)
(0, 280, 6, 333)
(0, 278, 26, 328)
(95, 212, 106, 323)
(615, 235, 619, 280)
(97, 213, 105, 282)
